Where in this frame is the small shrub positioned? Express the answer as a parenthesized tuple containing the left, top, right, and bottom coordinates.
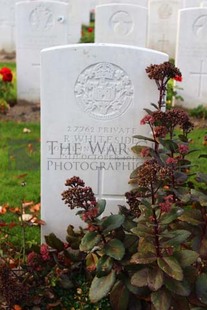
(80, 23, 95, 43)
(190, 104, 207, 119)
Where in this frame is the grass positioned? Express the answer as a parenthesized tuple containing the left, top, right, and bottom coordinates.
(0, 121, 40, 247)
(188, 127, 207, 175)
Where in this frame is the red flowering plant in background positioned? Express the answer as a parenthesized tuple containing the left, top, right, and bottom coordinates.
(80, 23, 95, 43)
(0, 66, 14, 114)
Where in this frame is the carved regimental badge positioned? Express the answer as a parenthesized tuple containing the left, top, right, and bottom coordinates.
(29, 4, 54, 31)
(193, 15, 207, 37)
(74, 62, 134, 120)
(110, 11, 134, 36)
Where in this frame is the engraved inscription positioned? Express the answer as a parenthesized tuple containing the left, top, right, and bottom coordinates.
(74, 62, 134, 120)
(29, 4, 54, 31)
(110, 11, 133, 36)
(193, 15, 207, 37)
(190, 60, 207, 97)
(158, 3, 173, 19)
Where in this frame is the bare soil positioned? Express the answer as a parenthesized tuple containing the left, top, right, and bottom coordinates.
(0, 100, 40, 123)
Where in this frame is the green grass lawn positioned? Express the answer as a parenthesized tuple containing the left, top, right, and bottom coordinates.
(0, 121, 40, 248)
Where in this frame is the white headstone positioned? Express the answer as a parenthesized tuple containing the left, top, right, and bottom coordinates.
(175, 8, 207, 108)
(183, 0, 205, 7)
(148, 0, 182, 58)
(80, 0, 148, 25)
(15, 1, 69, 103)
(41, 43, 168, 240)
(99, 0, 148, 6)
(0, 0, 15, 52)
(95, 4, 147, 46)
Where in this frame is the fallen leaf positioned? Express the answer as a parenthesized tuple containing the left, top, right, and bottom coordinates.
(23, 128, 31, 133)
(16, 173, 28, 179)
(30, 203, 41, 212)
(22, 201, 34, 209)
(27, 143, 33, 154)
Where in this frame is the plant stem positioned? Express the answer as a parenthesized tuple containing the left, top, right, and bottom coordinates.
(151, 183, 162, 258)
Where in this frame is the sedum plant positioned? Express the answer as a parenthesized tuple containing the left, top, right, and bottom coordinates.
(53, 62, 207, 309)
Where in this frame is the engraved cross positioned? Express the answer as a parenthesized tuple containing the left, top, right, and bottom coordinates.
(190, 60, 207, 97)
(158, 34, 168, 51)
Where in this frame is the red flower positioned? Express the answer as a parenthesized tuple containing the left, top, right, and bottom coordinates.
(40, 244, 50, 261)
(0, 67, 11, 74)
(174, 75, 182, 82)
(178, 144, 189, 155)
(0, 67, 13, 82)
(88, 27, 93, 33)
(140, 114, 153, 125)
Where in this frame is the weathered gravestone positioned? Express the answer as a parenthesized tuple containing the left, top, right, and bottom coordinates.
(41, 43, 168, 240)
(81, 0, 148, 25)
(183, 0, 206, 7)
(0, 0, 15, 52)
(175, 7, 207, 108)
(148, 0, 182, 58)
(99, 0, 148, 6)
(95, 4, 148, 46)
(15, 1, 69, 103)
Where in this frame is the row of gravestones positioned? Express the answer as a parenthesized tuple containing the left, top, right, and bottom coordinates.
(14, 0, 207, 109)
(2, 0, 207, 54)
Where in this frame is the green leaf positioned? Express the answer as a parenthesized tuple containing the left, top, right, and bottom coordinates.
(131, 224, 154, 238)
(160, 208, 184, 225)
(58, 274, 74, 289)
(131, 145, 145, 155)
(104, 239, 125, 260)
(131, 268, 148, 287)
(147, 268, 164, 291)
(79, 231, 101, 251)
(196, 273, 207, 305)
(191, 189, 207, 206)
(102, 214, 125, 234)
(151, 288, 172, 310)
(161, 230, 191, 246)
(86, 253, 99, 272)
(110, 281, 129, 310)
(89, 270, 116, 303)
(131, 252, 157, 264)
(199, 154, 207, 159)
(165, 278, 191, 296)
(178, 134, 188, 143)
(96, 199, 106, 216)
(174, 250, 199, 267)
(157, 257, 183, 281)
(179, 209, 203, 226)
(123, 234, 139, 253)
(96, 255, 113, 277)
(133, 134, 155, 143)
(159, 139, 178, 152)
(174, 171, 188, 184)
(44, 233, 64, 252)
(196, 173, 207, 184)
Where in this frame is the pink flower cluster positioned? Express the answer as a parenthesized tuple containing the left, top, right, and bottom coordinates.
(159, 195, 174, 213)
